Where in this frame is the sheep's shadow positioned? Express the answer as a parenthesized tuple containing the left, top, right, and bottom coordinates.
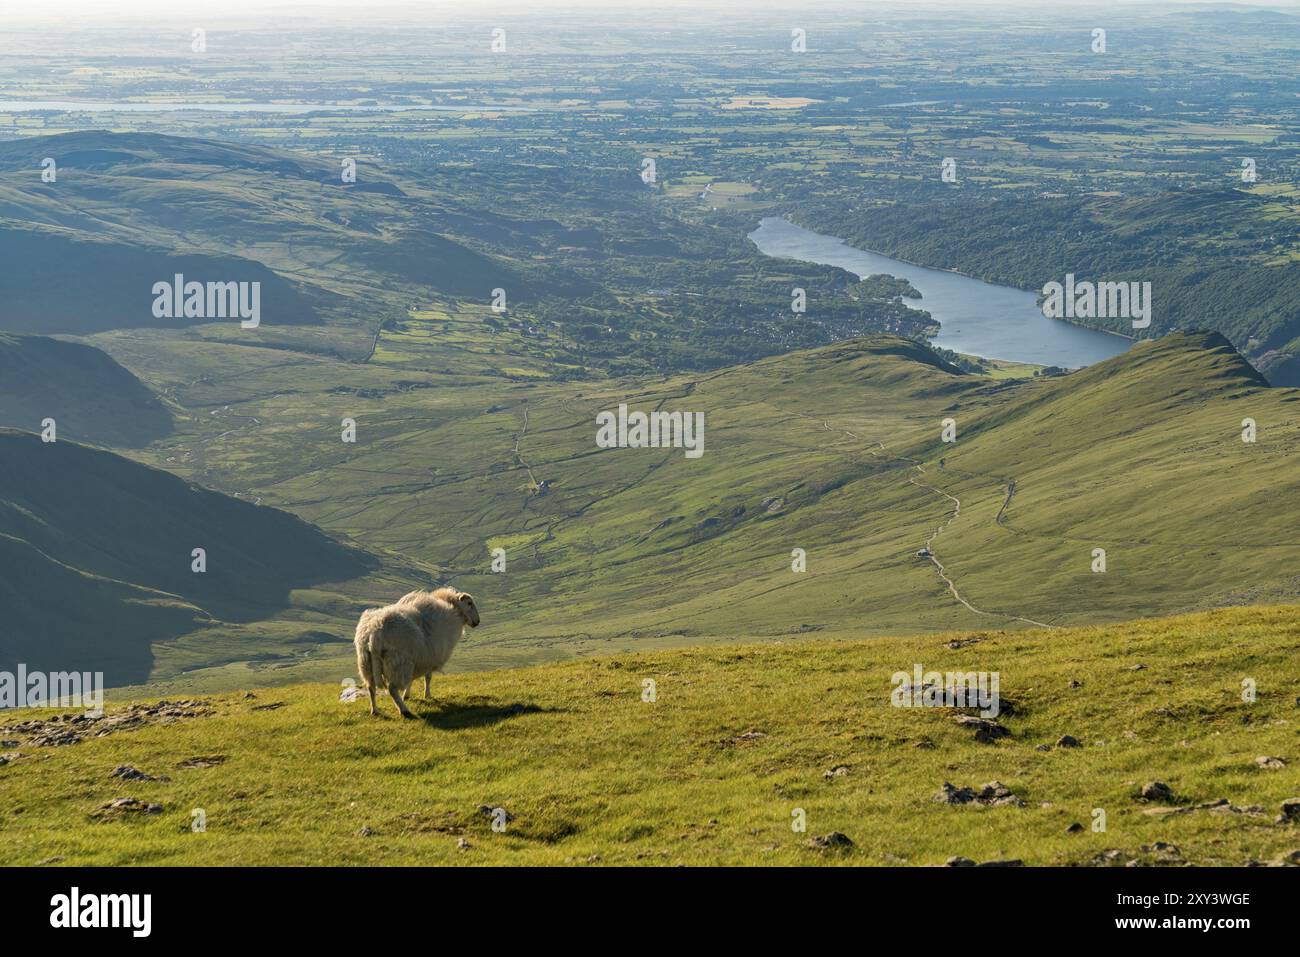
(409, 699, 556, 730)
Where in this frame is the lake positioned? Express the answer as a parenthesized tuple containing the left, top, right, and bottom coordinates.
(748, 216, 1131, 368)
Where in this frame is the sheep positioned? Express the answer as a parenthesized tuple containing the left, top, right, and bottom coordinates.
(353, 587, 480, 718)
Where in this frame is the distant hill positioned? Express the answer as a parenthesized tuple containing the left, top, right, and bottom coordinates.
(0, 429, 375, 685)
(0, 334, 173, 447)
(0, 130, 589, 336)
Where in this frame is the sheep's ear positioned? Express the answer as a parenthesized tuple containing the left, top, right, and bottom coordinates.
(457, 592, 470, 602)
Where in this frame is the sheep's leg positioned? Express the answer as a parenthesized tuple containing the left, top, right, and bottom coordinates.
(388, 683, 416, 719)
(424, 673, 433, 699)
(366, 682, 378, 716)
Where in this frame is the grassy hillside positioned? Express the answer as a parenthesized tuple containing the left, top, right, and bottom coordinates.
(0, 333, 173, 447)
(100, 327, 1300, 694)
(1, 605, 1297, 866)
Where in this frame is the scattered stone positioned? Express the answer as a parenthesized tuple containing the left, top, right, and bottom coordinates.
(111, 765, 168, 783)
(1143, 798, 1266, 818)
(1091, 849, 1126, 866)
(953, 715, 1010, 743)
(1067, 822, 1085, 833)
(0, 753, 20, 766)
(933, 781, 1025, 807)
(806, 832, 854, 850)
(1140, 781, 1174, 803)
(944, 856, 977, 867)
(96, 797, 163, 817)
(339, 685, 367, 703)
(1056, 735, 1082, 748)
(457, 838, 473, 850)
(242, 692, 257, 700)
(0, 739, 18, 749)
(177, 755, 226, 769)
(1256, 756, 1287, 770)
(1280, 799, 1300, 824)
(251, 702, 285, 711)
(823, 764, 851, 779)
(735, 730, 767, 741)
(912, 740, 935, 750)
(1068, 680, 1083, 689)
(1273, 850, 1300, 867)
(1141, 841, 1183, 862)
(979, 859, 1023, 867)
(34, 856, 65, 866)
(357, 826, 373, 837)
(1, 700, 211, 748)
(1129, 664, 1146, 671)
(1034, 744, 1052, 752)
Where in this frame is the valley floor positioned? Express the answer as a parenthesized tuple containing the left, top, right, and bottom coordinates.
(1, 604, 1298, 866)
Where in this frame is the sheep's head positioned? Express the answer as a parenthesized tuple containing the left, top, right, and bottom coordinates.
(452, 591, 480, 628)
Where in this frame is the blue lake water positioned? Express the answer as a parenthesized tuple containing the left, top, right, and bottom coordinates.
(748, 216, 1131, 367)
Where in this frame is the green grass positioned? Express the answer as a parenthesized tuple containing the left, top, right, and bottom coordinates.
(2, 604, 1297, 866)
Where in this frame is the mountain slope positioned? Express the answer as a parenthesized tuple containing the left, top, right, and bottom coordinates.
(1, 604, 1297, 865)
(105, 327, 1300, 692)
(0, 429, 376, 685)
(0, 334, 173, 447)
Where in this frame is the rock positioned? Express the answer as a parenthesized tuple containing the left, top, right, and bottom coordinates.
(339, 685, 367, 703)
(97, 797, 163, 816)
(823, 764, 851, 779)
(1067, 822, 1085, 833)
(457, 838, 472, 850)
(806, 832, 854, 850)
(1068, 680, 1083, 689)
(477, 804, 514, 822)
(357, 826, 373, 837)
(979, 859, 1023, 867)
(1140, 781, 1174, 803)
(242, 692, 256, 700)
(177, 755, 225, 769)
(953, 715, 1010, 743)
(1273, 850, 1300, 867)
(1092, 849, 1126, 866)
(1056, 735, 1082, 748)
(933, 781, 1025, 807)
(0, 739, 19, 749)
(111, 765, 166, 782)
(944, 856, 977, 867)
(1256, 756, 1287, 770)
(1034, 744, 1052, 752)
(1129, 664, 1146, 671)
(1280, 799, 1300, 823)
(1142, 841, 1183, 861)
(735, 730, 766, 741)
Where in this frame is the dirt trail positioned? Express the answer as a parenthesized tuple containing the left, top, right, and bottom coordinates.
(801, 414, 1052, 630)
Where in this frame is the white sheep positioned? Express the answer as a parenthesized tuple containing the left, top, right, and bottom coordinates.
(353, 587, 480, 718)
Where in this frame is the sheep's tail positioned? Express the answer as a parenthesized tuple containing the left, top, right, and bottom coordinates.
(355, 612, 386, 690)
